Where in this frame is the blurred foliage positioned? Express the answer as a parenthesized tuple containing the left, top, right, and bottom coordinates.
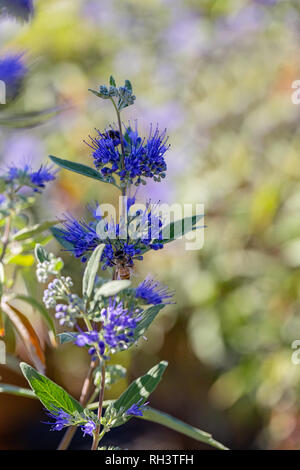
(1, 0, 300, 450)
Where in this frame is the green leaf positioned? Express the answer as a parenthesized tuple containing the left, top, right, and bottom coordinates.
(0, 106, 63, 129)
(7, 254, 35, 267)
(13, 294, 56, 338)
(13, 221, 58, 241)
(82, 244, 105, 297)
(110, 76, 116, 87)
(58, 332, 78, 345)
(140, 408, 228, 450)
(105, 361, 168, 427)
(51, 227, 74, 250)
(95, 280, 131, 298)
(141, 214, 204, 255)
(0, 262, 4, 296)
(163, 214, 204, 241)
(0, 383, 36, 399)
(49, 155, 117, 187)
(125, 79, 132, 92)
(20, 362, 84, 414)
(134, 304, 165, 341)
(34, 244, 49, 263)
(21, 235, 52, 254)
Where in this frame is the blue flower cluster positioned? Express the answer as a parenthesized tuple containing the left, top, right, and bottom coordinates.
(136, 277, 173, 305)
(74, 330, 105, 357)
(126, 399, 149, 417)
(101, 298, 140, 351)
(46, 408, 96, 436)
(86, 124, 169, 186)
(74, 298, 140, 357)
(2, 164, 57, 193)
(56, 202, 164, 269)
(0, 53, 27, 102)
(0, 0, 34, 22)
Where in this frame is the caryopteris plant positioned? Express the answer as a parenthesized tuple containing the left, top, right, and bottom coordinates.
(3, 77, 228, 450)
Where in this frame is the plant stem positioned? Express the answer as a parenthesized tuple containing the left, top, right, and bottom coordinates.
(57, 359, 97, 450)
(110, 98, 125, 169)
(91, 363, 106, 451)
(110, 97, 129, 200)
(0, 215, 11, 263)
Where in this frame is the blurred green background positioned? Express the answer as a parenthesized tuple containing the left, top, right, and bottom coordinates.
(1, 0, 300, 450)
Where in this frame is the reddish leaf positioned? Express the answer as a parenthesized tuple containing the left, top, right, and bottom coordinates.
(2, 302, 46, 373)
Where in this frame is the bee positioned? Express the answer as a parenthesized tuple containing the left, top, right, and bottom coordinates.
(101, 129, 120, 146)
(113, 250, 133, 280)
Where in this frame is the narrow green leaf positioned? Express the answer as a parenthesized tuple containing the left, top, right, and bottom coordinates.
(105, 361, 168, 427)
(49, 155, 117, 187)
(0, 106, 63, 129)
(88, 89, 102, 98)
(20, 362, 83, 414)
(34, 244, 49, 263)
(134, 304, 165, 341)
(140, 214, 205, 255)
(0, 262, 4, 283)
(51, 227, 74, 250)
(125, 79, 132, 91)
(110, 76, 116, 87)
(13, 221, 58, 241)
(140, 408, 229, 450)
(7, 254, 35, 267)
(82, 244, 105, 297)
(0, 383, 36, 399)
(161, 214, 204, 240)
(58, 332, 78, 345)
(88, 399, 114, 410)
(96, 280, 131, 298)
(13, 294, 56, 337)
(0, 262, 4, 297)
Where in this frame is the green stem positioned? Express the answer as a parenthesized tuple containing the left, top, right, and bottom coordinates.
(110, 98, 125, 169)
(0, 215, 11, 263)
(91, 363, 106, 451)
(109, 97, 129, 200)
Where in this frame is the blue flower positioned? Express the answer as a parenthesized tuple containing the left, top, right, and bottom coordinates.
(86, 123, 169, 186)
(126, 399, 149, 417)
(55, 214, 99, 261)
(100, 298, 141, 351)
(45, 408, 73, 432)
(56, 202, 165, 269)
(0, 53, 27, 102)
(3, 164, 57, 192)
(81, 420, 96, 437)
(136, 277, 174, 305)
(0, 0, 34, 22)
(74, 330, 105, 357)
(30, 165, 57, 190)
(73, 299, 140, 356)
(45, 408, 97, 437)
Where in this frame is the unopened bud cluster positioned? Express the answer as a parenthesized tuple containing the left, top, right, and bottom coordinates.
(89, 76, 135, 111)
(36, 253, 63, 283)
(43, 276, 73, 309)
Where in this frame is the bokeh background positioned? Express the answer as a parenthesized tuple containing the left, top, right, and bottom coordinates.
(1, 0, 300, 450)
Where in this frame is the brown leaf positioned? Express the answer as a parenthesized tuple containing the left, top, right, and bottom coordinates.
(1, 302, 46, 373)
